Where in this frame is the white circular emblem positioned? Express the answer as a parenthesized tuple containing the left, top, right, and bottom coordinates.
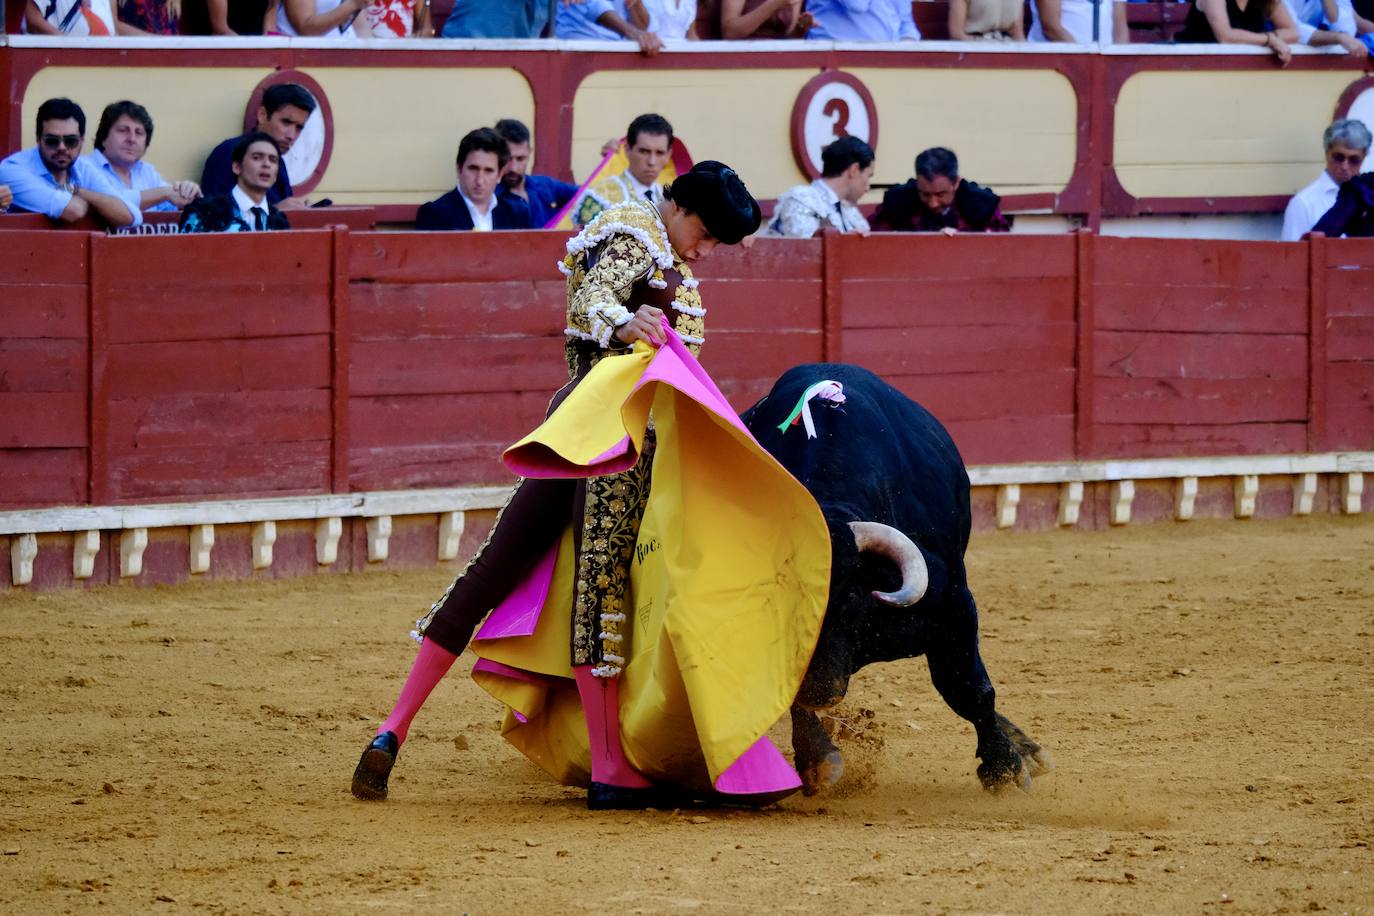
(790, 72, 879, 181)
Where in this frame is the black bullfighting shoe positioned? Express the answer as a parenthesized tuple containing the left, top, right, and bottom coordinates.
(351, 731, 399, 801)
(586, 781, 694, 811)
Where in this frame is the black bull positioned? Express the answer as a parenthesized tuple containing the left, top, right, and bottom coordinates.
(741, 364, 1051, 796)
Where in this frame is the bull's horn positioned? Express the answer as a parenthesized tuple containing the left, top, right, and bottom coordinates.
(848, 521, 929, 608)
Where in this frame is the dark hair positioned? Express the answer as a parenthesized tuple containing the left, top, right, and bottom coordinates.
(262, 83, 317, 118)
(94, 101, 154, 154)
(36, 97, 86, 139)
(232, 131, 280, 165)
(627, 113, 673, 148)
(494, 118, 531, 147)
(915, 147, 959, 182)
(457, 127, 510, 169)
(821, 136, 875, 178)
(666, 160, 761, 245)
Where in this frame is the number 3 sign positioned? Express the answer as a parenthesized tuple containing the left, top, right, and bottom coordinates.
(790, 71, 879, 180)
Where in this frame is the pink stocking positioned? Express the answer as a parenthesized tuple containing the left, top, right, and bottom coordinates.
(574, 666, 652, 788)
(377, 639, 458, 745)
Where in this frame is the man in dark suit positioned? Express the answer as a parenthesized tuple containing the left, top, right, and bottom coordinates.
(417, 127, 532, 231)
(180, 132, 290, 233)
(200, 83, 315, 209)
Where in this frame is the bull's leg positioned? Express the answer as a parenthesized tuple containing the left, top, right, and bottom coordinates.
(926, 587, 1032, 793)
(790, 705, 844, 796)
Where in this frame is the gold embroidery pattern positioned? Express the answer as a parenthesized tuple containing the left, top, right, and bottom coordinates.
(572, 431, 657, 671)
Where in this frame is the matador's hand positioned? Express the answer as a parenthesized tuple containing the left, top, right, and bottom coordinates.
(614, 305, 667, 347)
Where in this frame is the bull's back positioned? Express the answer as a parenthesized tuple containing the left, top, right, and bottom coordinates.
(742, 364, 971, 553)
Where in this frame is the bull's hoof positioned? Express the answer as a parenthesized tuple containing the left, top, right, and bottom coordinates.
(800, 750, 845, 796)
(997, 714, 1053, 779)
(977, 753, 1031, 794)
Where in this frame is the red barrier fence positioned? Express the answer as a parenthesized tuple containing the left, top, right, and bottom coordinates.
(2, 228, 1372, 511)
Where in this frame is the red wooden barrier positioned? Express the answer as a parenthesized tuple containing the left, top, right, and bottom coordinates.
(1321, 238, 1374, 451)
(0, 232, 91, 508)
(1090, 236, 1311, 457)
(829, 233, 1078, 464)
(2, 229, 1371, 512)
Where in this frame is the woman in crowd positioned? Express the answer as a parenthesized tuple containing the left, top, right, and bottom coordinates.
(717, 0, 812, 37)
(1175, 0, 1301, 65)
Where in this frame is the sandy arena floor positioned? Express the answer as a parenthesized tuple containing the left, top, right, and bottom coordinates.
(2, 515, 1372, 914)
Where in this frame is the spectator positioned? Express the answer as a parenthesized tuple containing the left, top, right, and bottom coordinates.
(1282, 119, 1372, 241)
(0, 185, 12, 212)
(556, 0, 665, 54)
(950, 0, 1025, 40)
(276, 0, 371, 35)
(806, 0, 920, 40)
(494, 118, 580, 229)
(716, 0, 813, 38)
(201, 83, 316, 208)
(1313, 172, 1374, 238)
(417, 128, 533, 231)
(767, 135, 874, 238)
(574, 113, 674, 226)
(180, 0, 273, 34)
(89, 101, 202, 213)
(363, 0, 431, 36)
(1175, 0, 1301, 66)
(441, 0, 547, 36)
(1029, 0, 1128, 43)
(0, 98, 141, 228)
(116, 0, 180, 34)
(871, 146, 1011, 234)
(180, 133, 291, 233)
(637, 0, 699, 38)
(1282, 0, 1369, 56)
(23, 0, 118, 33)
(714, 0, 807, 37)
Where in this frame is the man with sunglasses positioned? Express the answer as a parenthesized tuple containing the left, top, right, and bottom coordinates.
(0, 97, 141, 227)
(1281, 118, 1371, 241)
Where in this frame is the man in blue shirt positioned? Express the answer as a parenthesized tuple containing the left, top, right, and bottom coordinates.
(200, 83, 315, 208)
(806, 0, 921, 40)
(0, 97, 141, 227)
(494, 118, 580, 229)
(88, 100, 202, 213)
(555, 0, 664, 53)
(441, 0, 547, 36)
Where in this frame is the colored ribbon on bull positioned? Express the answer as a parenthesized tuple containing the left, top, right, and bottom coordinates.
(776, 380, 846, 438)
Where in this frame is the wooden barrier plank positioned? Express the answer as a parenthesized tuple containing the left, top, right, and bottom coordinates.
(833, 234, 1076, 281)
(700, 240, 824, 282)
(0, 392, 87, 447)
(350, 391, 552, 451)
(1324, 239, 1374, 270)
(1097, 237, 1308, 288)
(943, 416, 1077, 465)
(350, 337, 566, 398)
(842, 278, 1076, 328)
(1323, 361, 1374, 451)
(0, 287, 89, 338)
(1092, 422, 1309, 458)
(0, 449, 88, 507)
(0, 338, 85, 391)
(350, 231, 568, 284)
(847, 324, 1075, 377)
(101, 233, 333, 343)
(1094, 377, 1308, 425)
(105, 336, 331, 398)
(349, 443, 517, 489)
(106, 391, 332, 449)
(1092, 284, 1307, 334)
(1324, 269, 1374, 317)
(1319, 316, 1374, 363)
(0, 231, 89, 285)
(351, 282, 568, 337)
(884, 369, 1075, 422)
(1094, 331, 1308, 380)
(696, 279, 824, 329)
(108, 441, 332, 501)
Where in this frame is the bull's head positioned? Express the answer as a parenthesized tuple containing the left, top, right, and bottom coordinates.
(794, 519, 929, 711)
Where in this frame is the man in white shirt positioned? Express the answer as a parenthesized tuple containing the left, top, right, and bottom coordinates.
(768, 136, 874, 238)
(1281, 118, 1372, 242)
(416, 128, 532, 231)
